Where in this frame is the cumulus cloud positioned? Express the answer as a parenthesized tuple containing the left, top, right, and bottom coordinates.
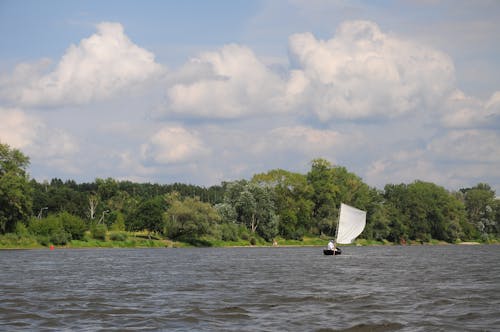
(0, 107, 78, 166)
(442, 90, 500, 128)
(366, 149, 443, 188)
(1, 22, 163, 107)
(161, 20, 457, 122)
(252, 126, 345, 156)
(288, 20, 456, 120)
(366, 126, 500, 191)
(0, 108, 39, 149)
(428, 130, 500, 163)
(165, 44, 288, 118)
(141, 125, 210, 164)
(1, 19, 497, 192)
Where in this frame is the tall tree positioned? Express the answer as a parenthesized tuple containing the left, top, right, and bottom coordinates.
(0, 143, 32, 233)
(306, 159, 372, 236)
(252, 169, 313, 239)
(31, 179, 87, 219)
(462, 183, 498, 237)
(307, 159, 338, 234)
(384, 181, 466, 242)
(126, 196, 166, 236)
(223, 180, 279, 241)
(164, 194, 220, 240)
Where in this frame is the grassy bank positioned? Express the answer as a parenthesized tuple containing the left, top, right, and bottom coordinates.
(1, 231, 497, 250)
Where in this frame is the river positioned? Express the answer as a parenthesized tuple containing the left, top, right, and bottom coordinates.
(1, 245, 499, 331)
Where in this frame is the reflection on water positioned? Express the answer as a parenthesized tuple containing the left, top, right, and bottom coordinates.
(1, 245, 499, 331)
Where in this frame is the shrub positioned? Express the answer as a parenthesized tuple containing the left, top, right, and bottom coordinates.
(0, 232, 39, 248)
(15, 222, 30, 237)
(238, 225, 250, 240)
(37, 235, 50, 246)
(110, 212, 126, 231)
(220, 223, 238, 241)
(29, 215, 70, 245)
(91, 224, 107, 241)
(59, 212, 86, 240)
(109, 231, 127, 241)
(50, 229, 70, 245)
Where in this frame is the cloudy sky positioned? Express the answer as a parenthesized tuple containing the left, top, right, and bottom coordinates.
(1, 0, 499, 194)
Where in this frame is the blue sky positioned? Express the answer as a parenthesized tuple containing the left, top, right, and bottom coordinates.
(0, 0, 499, 194)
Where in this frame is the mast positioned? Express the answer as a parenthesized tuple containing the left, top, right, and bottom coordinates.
(334, 203, 342, 243)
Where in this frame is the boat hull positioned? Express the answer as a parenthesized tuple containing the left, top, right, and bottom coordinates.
(323, 248, 342, 255)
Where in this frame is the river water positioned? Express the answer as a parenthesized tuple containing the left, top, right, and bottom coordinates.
(1, 245, 499, 331)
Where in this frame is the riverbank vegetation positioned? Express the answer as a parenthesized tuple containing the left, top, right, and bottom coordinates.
(1, 142, 499, 249)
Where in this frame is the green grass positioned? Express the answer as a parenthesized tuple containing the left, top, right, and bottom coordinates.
(355, 239, 389, 246)
(69, 236, 179, 248)
(0, 233, 43, 249)
(2, 231, 498, 250)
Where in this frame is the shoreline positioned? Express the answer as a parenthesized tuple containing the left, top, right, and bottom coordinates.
(1, 240, 490, 250)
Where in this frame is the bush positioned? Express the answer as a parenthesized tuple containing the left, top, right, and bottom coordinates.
(59, 212, 86, 240)
(29, 215, 70, 245)
(110, 212, 126, 231)
(238, 225, 251, 240)
(28, 213, 85, 245)
(15, 222, 30, 237)
(91, 224, 107, 241)
(37, 236, 50, 246)
(220, 223, 239, 241)
(0, 232, 39, 248)
(50, 229, 70, 245)
(109, 231, 127, 241)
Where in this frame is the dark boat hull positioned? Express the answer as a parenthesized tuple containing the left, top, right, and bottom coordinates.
(323, 248, 342, 255)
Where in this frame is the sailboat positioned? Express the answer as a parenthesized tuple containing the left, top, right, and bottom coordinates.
(323, 203, 366, 255)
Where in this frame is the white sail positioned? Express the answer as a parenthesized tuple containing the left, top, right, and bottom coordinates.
(335, 203, 366, 244)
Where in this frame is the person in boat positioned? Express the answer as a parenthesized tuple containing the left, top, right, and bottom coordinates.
(327, 239, 335, 251)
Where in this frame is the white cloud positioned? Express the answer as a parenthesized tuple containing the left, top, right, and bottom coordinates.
(0, 108, 39, 149)
(428, 129, 500, 163)
(162, 20, 457, 122)
(365, 127, 500, 191)
(254, 126, 345, 155)
(116, 151, 158, 178)
(141, 125, 210, 164)
(366, 151, 442, 188)
(1, 18, 497, 193)
(1, 22, 163, 107)
(288, 20, 456, 120)
(442, 90, 500, 128)
(165, 44, 288, 118)
(0, 107, 79, 172)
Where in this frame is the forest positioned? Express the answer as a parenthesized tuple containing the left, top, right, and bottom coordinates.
(1, 142, 499, 248)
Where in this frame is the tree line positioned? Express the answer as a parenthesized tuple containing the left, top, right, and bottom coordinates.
(1, 142, 499, 246)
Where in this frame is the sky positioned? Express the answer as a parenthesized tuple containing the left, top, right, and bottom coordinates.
(0, 0, 499, 194)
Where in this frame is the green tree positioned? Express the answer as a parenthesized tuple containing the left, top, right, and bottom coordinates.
(237, 183, 278, 241)
(306, 159, 372, 236)
(215, 202, 237, 224)
(0, 143, 32, 233)
(252, 169, 313, 239)
(164, 194, 220, 240)
(28, 215, 70, 245)
(126, 196, 166, 236)
(59, 211, 87, 240)
(384, 181, 466, 242)
(307, 159, 337, 234)
(96, 178, 119, 202)
(222, 180, 279, 241)
(462, 183, 498, 238)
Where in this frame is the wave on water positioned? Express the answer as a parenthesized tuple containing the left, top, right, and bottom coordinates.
(0, 246, 499, 331)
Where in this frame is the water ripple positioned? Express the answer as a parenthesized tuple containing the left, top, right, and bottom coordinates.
(1, 245, 499, 331)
